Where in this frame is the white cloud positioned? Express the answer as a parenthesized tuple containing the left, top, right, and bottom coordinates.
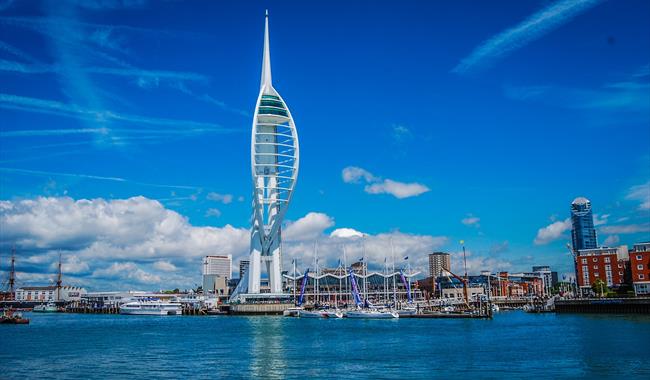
(626, 181, 650, 210)
(283, 212, 335, 242)
(342, 166, 430, 199)
(93, 262, 161, 284)
(600, 224, 650, 234)
(205, 208, 222, 218)
(453, 0, 602, 74)
(0, 196, 250, 289)
(534, 218, 571, 245)
(342, 166, 377, 183)
(364, 179, 430, 199)
(593, 213, 609, 226)
(461, 215, 480, 227)
(153, 260, 177, 272)
(206, 192, 233, 204)
(330, 228, 364, 239)
(603, 235, 620, 246)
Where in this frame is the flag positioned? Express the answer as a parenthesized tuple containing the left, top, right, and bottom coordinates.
(384, 257, 387, 263)
(404, 256, 409, 260)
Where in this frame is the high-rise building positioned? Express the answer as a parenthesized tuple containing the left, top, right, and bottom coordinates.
(570, 197, 598, 251)
(203, 255, 232, 278)
(429, 252, 451, 278)
(203, 255, 232, 295)
(239, 260, 250, 279)
(230, 11, 299, 301)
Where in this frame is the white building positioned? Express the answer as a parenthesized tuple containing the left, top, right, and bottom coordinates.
(15, 285, 86, 302)
(203, 255, 232, 278)
(202, 255, 232, 295)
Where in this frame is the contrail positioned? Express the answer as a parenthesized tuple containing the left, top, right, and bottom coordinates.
(452, 0, 603, 74)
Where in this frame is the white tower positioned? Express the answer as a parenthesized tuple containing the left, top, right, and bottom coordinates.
(231, 11, 299, 301)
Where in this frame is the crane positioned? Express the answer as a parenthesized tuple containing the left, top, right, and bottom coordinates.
(442, 267, 470, 308)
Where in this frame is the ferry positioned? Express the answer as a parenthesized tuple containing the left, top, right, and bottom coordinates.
(119, 299, 182, 316)
(33, 302, 58, 313)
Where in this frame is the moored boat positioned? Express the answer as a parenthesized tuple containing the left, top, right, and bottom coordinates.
(345, 309, 399, 319)
(321, 309, 343, 318)
(33, 302, 58, 313)
(119, 299, 182, 315)
(1, 309, 30, 324)
(283, 306, 303, 317)
(297, 309, 325, 318)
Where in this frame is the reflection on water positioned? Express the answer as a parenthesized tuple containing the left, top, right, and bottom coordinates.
(249, 317, 286, 378)
(0, 312, 648, 379)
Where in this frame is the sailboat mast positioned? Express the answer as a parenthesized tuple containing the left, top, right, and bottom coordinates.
(9, 245, 16, 295)
(56, 252, 62, 302)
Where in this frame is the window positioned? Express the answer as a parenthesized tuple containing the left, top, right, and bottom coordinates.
(619, 272, 623, 275)
(595, 273, 599, 277)
(618, 264, 623, 268)
(604, 257, 610, 263)
(605, 265, 611, 270)
(640, 274, 646, 280)
(637, 255, 643, 260)
(638, 265, 644, 270)
(582, 258, 587, 264)
(593, 258, 598, 262)
(593, 265, 599, 269)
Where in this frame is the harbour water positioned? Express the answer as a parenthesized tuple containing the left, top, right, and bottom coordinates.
(1, 311, 649, 379)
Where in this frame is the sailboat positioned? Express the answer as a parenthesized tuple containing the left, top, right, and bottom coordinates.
(284, 267, 308, 317)
(397, 268, 417, 316)
(343, 268, 399, 319)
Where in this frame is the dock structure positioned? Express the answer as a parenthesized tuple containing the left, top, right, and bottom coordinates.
(555, 297, 650, 314)
(229, 302, 293, 315)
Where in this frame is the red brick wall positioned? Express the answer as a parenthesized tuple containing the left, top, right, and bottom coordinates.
(576, 253, 626, 287)
(630, 251, 650, 283)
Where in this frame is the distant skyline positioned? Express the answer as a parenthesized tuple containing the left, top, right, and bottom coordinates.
(1, 0, 649, 290)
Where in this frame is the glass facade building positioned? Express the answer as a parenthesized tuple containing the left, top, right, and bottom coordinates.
(570, 197, 598, 251)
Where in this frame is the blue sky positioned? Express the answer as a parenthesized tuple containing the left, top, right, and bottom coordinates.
(0, 0, 649, 290)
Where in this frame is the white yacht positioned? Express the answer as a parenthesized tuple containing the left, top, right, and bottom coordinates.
(33, 302, 58, 313)
(283, 306, 303, 317)
(297, 309, 326, 318)
(397, 306, 417, 316)
(345, 309, 399, 319)
(321, 309, 343, 319)
(119, 299, 182, 316)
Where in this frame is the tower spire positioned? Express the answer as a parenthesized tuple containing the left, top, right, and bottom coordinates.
(260, 10, 272, 88)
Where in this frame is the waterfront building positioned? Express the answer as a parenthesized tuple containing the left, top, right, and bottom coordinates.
(203, 255, 232, 278)
(441, 286, 485, 301)
(630, 242, 650, 296)
(202, 255, 231, 296)
(576, 247, 627, 291)
(284, 270, 420, 305)
(428, 252, 451, 278)
(239, 260, 250, 279)
(570, 197, 598, 251)
(532, 266, 557, 295)
(15, 285, 86, 303)
(231, 11, 300, 302)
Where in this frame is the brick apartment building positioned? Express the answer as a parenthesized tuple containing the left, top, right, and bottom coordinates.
(630, 243, 650, 296)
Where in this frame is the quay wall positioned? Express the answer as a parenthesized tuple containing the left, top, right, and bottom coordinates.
(229, 303, 292, 315)
(555, 297, 650, 314)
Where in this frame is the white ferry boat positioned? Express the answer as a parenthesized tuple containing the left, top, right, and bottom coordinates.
(119, 299, 182, 316)
(33, 302, 58, 313)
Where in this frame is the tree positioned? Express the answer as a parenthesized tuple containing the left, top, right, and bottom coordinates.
(591, 279, 608, 297)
